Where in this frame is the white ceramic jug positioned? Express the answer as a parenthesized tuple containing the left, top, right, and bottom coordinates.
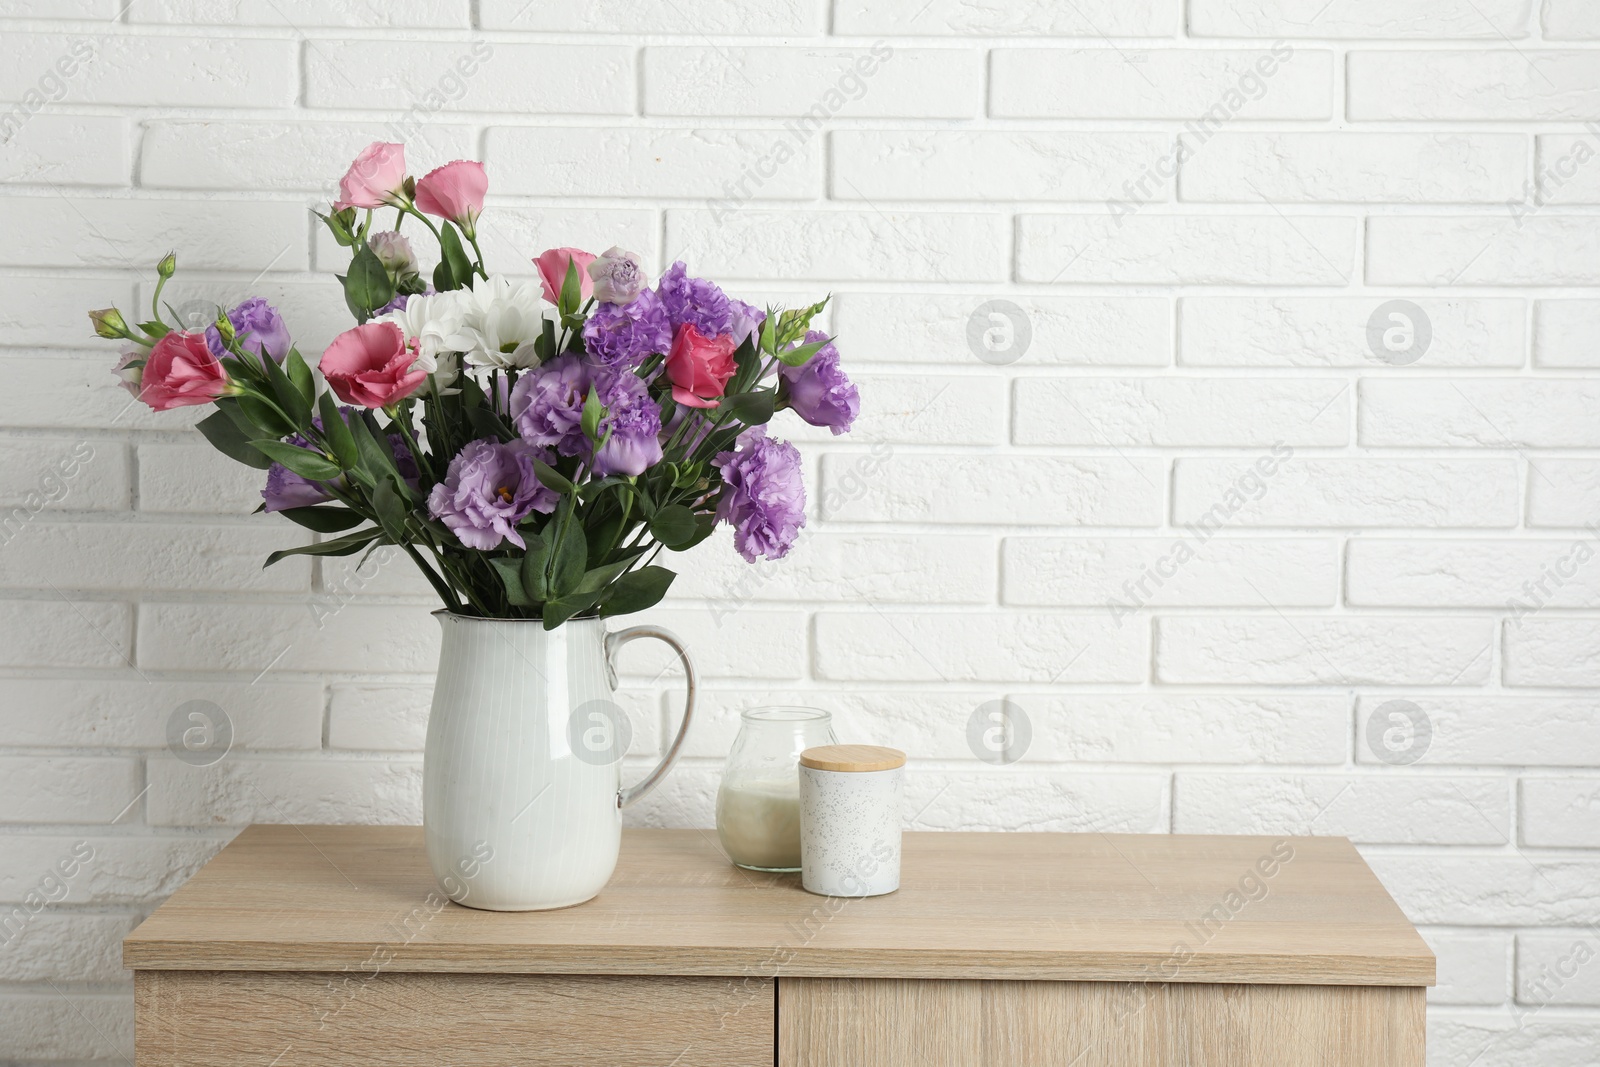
(422, 611, 695, 911)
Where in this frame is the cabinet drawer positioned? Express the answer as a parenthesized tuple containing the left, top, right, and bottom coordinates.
(135, 971, 773, 1067)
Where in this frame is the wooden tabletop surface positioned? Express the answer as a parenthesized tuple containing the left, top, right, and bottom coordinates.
(123, 826, 1434, 986)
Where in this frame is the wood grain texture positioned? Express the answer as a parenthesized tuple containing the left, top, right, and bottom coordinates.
(123, 826, 1434, 985)
(799, 744, 906, 771)
(135, 971, 773, 1067)
(777, 977, 1425, 1067)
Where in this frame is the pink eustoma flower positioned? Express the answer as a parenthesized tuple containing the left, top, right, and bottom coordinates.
(332, 141, 408, 211)
(320, 322, 426, 408)
(533, 247, 596, 305)
(414, 160, 488, 237)
(664, 322, 737, 409)
(136, 331, 230, 411)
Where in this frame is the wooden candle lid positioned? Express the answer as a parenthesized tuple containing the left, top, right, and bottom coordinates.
(800, 744, 906, 772)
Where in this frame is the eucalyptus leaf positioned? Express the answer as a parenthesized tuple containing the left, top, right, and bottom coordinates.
(520, 527, 553, 601)
(542, 591, 601, 631)
(490, 557, 533, 607)
(598, 566, 675, 617)
(549, 520, 588, 597)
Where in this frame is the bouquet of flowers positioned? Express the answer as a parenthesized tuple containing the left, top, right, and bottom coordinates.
(89, 142, 858, 628)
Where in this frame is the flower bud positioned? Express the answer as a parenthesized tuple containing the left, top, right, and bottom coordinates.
(368, 231, 419, 278)
(156, 251, 177, 278)
(88, 307, 128, 339)
(212, 308, 236, 345)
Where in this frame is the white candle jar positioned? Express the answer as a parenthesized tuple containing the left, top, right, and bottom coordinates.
(716, 707, 835, 871)
(799, 745, 906, 897)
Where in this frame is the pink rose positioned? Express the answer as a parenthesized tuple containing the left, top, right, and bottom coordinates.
(320, 322, 426, 408)
(664, 323, 737, 409)
(533, 247, 596, 305)
(414, 160, 487, 236)
(136, 331, 230, 411)
(332, 141, 408, 211)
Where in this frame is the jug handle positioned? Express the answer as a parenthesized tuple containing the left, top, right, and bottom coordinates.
(606, 625, 696, 809)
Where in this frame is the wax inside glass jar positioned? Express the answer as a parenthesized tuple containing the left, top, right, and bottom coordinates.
(715, 707, 834, 872)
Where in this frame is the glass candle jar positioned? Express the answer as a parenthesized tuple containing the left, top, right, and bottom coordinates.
(716, 707, 835, 872)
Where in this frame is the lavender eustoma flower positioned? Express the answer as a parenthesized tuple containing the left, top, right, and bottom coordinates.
(780, 330, 858, 436)
(592, 372, 663, 477)
(588, 246, 647, 305)
(509, 353, 589, 458)
(581, 288, 672, 375)
(206, 297, 292, 364)
(656, 260, 732, 338)
(714, 427, 806, 563)
(428, 438, 557, 550)
(728, 298, 766, 347)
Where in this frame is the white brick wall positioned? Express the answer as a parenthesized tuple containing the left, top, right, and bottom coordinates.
(1, 4, 1598, 1063)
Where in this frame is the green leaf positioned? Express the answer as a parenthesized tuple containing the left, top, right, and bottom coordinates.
(580, 386, 604, 443)
(277, 506, 367, 533)
(432, 257, 456, 293)
(490, 557, 533, 607)
(348, 412, 399, 490)
(284, 349, 316, 409)
(250, 440, 342, 481)
(774, 336, 830, 368)
(264, 528, 381, 568)
(465, 403, 515, 443)
(520, 527, 553, 601)
(317, 392, 360, 469)
(137, 320, 171, 340)
(720, 387, 775, 426)
(549, 520, 588, 598)
(236, 394, 295, 437)
(262, 350, 313, 430)
(533, 459, 575, 495)
(576, 552, 646, 596)
(317, 207, 360, 247)
(598, 566, 675, 617)
(648, 504, 699, 549)
(343, 244, 395, 321)
(759, 309, 777, 356)
(559, 256, 581, 318)
(438, 224, 473, 293)
(371, 476, 410, 543)
(681, 513, 718, 551)
(196, 409, 273, 469)
(542, 591, 601, 631)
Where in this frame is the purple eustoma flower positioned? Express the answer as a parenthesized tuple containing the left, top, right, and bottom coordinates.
(581, 289, 672, 375)
(428, 438, 557, 550)
(656, 261, 732, 339)
(509, 353, 589, 459)
(780, 330, 858, 436)
(206, 297, 292, 364)
(592, 372, 663, 477)
(714, 426, 806, 563)
(729, 298, 766, 348)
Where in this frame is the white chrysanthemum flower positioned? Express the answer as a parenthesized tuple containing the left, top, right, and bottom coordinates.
(458, 274, 555, 370)
(373, 290, 473, 393)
